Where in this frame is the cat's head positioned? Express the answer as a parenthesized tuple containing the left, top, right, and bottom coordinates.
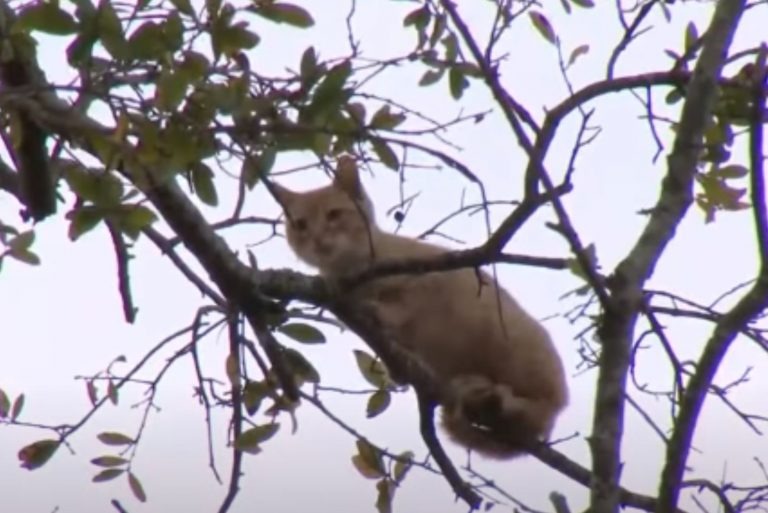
(272, 157, 378, 275)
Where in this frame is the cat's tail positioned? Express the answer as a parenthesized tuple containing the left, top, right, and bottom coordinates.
(440, 375, 565, 460)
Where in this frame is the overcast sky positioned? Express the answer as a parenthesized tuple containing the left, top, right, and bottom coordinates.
(1, 1, 767, 512)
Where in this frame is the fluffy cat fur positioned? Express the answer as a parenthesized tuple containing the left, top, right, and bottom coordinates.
(273, 157, 568, 459)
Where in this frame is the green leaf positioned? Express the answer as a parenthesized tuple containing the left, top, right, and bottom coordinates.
(714, 164, 749, 179)
(346, 102, 367, 126)
(307, 60, 352, 120)
(371, 139, 399, 171)
(191, 163, 218, 206)
(97, 432, 135, 446)
(243, 380, 270, 416)
(353, 350, 391, 389)
(16, 3, 78, 35)
(170, 0, 195, 16)
(11, 394, 25, 421)
(68, 207, 104, 241)
(252, 2, 315, 28)
(570, 0, 595, 7)
(370, 106, 405, 130)
(63, 165, 123, 206)
(213, 22, 260, 58)
(128, 472, 147, 502)
(448, 67, 469, 100)
(352, 454, 383, 479)
(393, 451, 414, 483)
(93, 468, 125, 482)
(242, 148, 276, 189)
(665, 88, 684, 105)
(376, 479, 395, 513)
(163, 10, 184, 52)
(568, 44, 589, 67)
(403, 6, 430, 29)
(112, 205, 157, 239)
(685, 22, 698, 52)
(418, 68, 443, 87)
(128, 21, 166, 60)
(278, 323, 326, 344)
(235, 424, 280, 453)
(366, 390, 391, 418)
(107, 380, 118, 405)
(98, 1, 127, 59)
(179, 51, 210, 82)
(355, 439, 385, 478)
(283, 347, 321, 384)
(91, 456, 128, 467)
(18, 440, 60, 470)
(8, 247, 40, 265)
(299, 46, 319, 86)
(155, 69, 189, 111)
(0, 388, 9, 418)
(529, 11, 557, 45)
(8, 231, 34, 252)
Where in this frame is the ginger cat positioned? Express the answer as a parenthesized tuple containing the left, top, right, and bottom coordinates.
(272, 157, 568, 458)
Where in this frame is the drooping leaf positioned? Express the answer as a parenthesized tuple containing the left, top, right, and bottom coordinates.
(68, 207, 104, 241)
(18, 440, 60, 470)
(393, 451, 414, 483)
(353, 350, 391, 389)
(11, 394, 25, 421)
(278, 323, 326, 344)
(356, 439, 385, 477)
(282, 347, 321, 384)
(0, 388, 10, 418)
(243, 380, 270, 416)
(190, 163, 219, 206)
(366, 390, 391, 418)
(685, 22, 699, 52)
(371, 139, 399, 171)
(97, 1, 127, 59)
(128, 472, 147, 502)
(352, 454, 384, 479)
(448, 67, 469, 99)
(375, 479, 395, 513)
(107, 380, 118, 405)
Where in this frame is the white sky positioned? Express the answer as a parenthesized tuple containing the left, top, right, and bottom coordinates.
(1, 1, 767, 512)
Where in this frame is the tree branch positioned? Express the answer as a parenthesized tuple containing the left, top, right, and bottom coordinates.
(652, 3, 750, 513)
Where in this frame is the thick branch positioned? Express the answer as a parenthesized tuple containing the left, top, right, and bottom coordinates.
(652, 2, 749, 513)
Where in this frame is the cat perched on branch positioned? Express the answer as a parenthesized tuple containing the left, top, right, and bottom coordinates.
(272, 156, 568, 459)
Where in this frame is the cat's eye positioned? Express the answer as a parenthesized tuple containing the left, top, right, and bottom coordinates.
(292, 218, 308, 231)
(326, 208, 343, 222)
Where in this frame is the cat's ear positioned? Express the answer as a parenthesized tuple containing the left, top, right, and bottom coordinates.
(270, 182, 296, 210)
(333, 155, 364, 198)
